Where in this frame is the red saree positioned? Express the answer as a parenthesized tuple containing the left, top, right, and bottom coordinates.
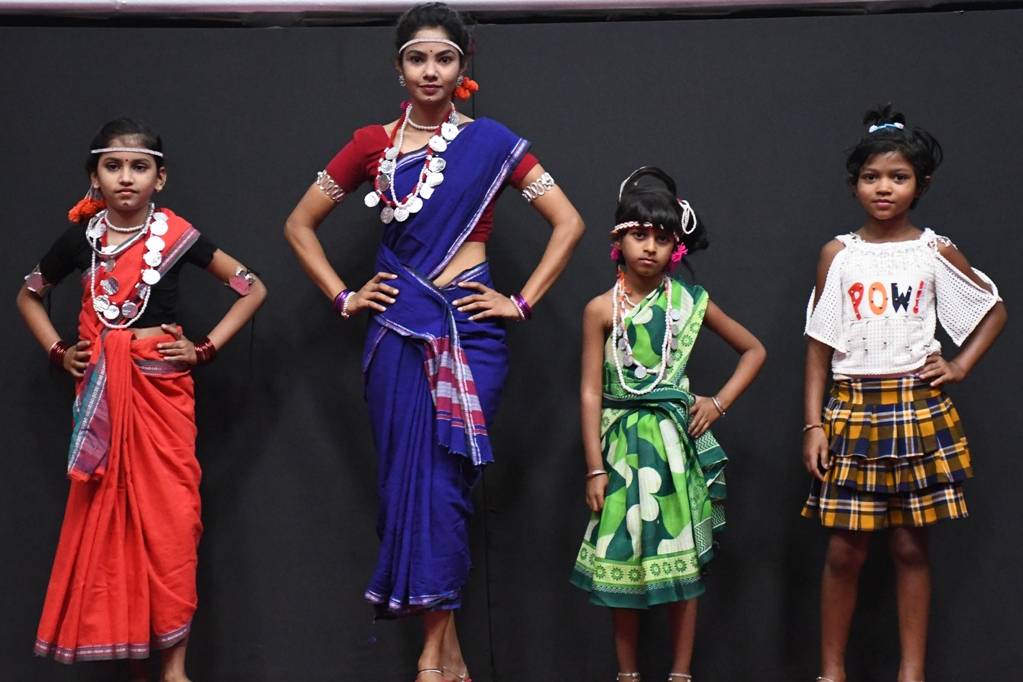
(35, 210, 203, 663)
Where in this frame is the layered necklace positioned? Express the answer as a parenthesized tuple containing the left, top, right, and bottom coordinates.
(364, 102, 460, 224)
(85, 202, 168, 329)
(611, 272, 684, 396)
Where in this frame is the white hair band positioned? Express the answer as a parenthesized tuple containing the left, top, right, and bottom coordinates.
(91, 146, 164, 157)
(398, 37, 464, 56)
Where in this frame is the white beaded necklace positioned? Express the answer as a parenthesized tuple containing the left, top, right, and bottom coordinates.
(611, 274, 683, 396)
(406, 102, 456, 131)
(364, 102, 460, 224)
(85, 203, 168, 329)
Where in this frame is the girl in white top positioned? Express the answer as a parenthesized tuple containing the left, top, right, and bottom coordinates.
(802, 105, 1005, 682)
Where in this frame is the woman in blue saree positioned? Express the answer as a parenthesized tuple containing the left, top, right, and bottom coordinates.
(284, 4, 584, 680)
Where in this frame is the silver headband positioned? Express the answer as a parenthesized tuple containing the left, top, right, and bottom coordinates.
(398, 37, 464, 56)
(91, 146, 164, 158)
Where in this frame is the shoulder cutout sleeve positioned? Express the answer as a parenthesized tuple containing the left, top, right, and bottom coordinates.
(804, 247, 849, 352)
(933, 248, 1001, 346)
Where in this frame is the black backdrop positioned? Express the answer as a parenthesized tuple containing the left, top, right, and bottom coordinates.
(1, 7, 1021, 681)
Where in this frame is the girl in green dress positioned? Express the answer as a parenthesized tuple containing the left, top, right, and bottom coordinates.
(571, 167, 766, 681)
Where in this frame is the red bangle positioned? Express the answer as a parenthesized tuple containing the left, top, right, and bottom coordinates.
(194, 337, 217, 365)
(48, 340, 71, 369)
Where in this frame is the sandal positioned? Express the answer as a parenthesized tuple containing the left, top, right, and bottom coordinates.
(617, 674, 640, 681)
(669, 675, 693, 681)
(443, 666, 472, 682)
(816, 678, 838, 682)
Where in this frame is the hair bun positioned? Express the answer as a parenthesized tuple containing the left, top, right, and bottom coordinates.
(618, 166, 677, 202)
(862, 103, 907, 129)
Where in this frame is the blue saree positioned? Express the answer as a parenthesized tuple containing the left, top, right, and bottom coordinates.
(361, 119, 529, 617)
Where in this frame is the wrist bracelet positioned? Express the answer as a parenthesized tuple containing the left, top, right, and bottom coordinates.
(510, 293, 533, 321)
(586, 469, 608, 479)
(333, 289, 353, 319)
(711, 395, 726, 416)
(194, 337, 218, 365)
(803, 423, 824, 433)
(48, 340, 71, 369)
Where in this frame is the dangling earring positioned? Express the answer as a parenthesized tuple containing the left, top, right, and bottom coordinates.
(398, 74, 406, 87)
(456, 75, 464, 87)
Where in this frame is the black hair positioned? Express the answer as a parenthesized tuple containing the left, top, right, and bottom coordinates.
(395, 2, 473, 64)
(845, 104, 942, 208)
(615, 167, 710, 267)
(86, 117, 164, 174)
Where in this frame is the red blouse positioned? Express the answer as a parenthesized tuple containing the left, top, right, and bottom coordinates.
(324, 124, 538, 243)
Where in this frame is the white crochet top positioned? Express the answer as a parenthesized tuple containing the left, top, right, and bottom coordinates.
(805, 228, 1000, 379)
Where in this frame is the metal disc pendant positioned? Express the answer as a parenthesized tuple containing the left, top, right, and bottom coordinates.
(408, 196, 424, 213)
(364, 192, 381, 208)
(428, 157, 446, 173)
(394, 206, 410, 222)
(88, 223, 106, 239)
(93, 294, 111, 312)
(441, 122, 459, 141)
(670, 338, 679, 350)
(428, 136, 447, 153)
(617, 338, 626, 351)
(666, 355, 675, 367)
(121, 301, 139, 318)
(378, 174, 391, 191)
(380, 206, 395, 224)
(137, 284, 151, 298)
(101, 277, 119, 295)
(634, 365, 648, 379)
(103, 258, 115, 272)
(426, 172, 444, 187)
(103, 305, 120, 320)
(623, 354, 634, 368)
(150, 220, 168, 236)
(672, 322, 683, 336)
(146, 235, 165, 252)
(380, 160, 395, 175)
(144, 250, 163, 267)
(153, 212, 167, 222)
(142, 269, 161, 285)
(385, 147, 399, 160)
(420, 185, 435, 200)
(670, 308, 682, 321)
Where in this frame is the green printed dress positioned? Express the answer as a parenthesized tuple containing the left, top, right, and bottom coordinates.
(571, 277, 727, 608)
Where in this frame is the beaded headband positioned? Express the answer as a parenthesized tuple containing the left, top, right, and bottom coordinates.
(867, 122, 905, 133)
(398, 37, 464, 56)
(92, 146, 164, 157)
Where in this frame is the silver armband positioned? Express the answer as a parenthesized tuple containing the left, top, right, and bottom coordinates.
(25, 265, 54, 298)
(521, 172, 555, 203)
(316, 170, 346, 203)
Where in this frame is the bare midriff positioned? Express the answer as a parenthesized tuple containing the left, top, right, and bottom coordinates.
(433, 241, 486, 288)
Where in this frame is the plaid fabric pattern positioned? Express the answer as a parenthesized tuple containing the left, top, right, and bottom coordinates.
(803, 377, 972, 530)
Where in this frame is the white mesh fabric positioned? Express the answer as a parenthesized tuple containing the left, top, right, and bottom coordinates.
(803, 229, 997, 378)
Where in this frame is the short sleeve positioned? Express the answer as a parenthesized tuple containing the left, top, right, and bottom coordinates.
(321, 126, 389, 202)
(934, 250, 1001, 346)
(183, 232, 218, 270)
(804, 248, 849, 352)
(38, 223, 89, 286)
(508, 152, 539, 187)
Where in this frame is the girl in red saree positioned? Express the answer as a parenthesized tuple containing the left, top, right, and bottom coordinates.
(284, 4, 584, 680)
(17, 117, 266, 682)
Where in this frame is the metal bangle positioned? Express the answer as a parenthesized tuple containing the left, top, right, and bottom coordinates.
(510, 293, 533, 321)
(48, 340, 71, 369)
(711, 395, 726, 416)
(521, 172, 555, 203)
(333, 289, 354, 319)
(194, 337, 217, 365)
(586, 469, 608, 479)
(803, 423, 824, 433)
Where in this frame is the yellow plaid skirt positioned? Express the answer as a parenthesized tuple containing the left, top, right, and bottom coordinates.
(802, 377, 972, 530)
